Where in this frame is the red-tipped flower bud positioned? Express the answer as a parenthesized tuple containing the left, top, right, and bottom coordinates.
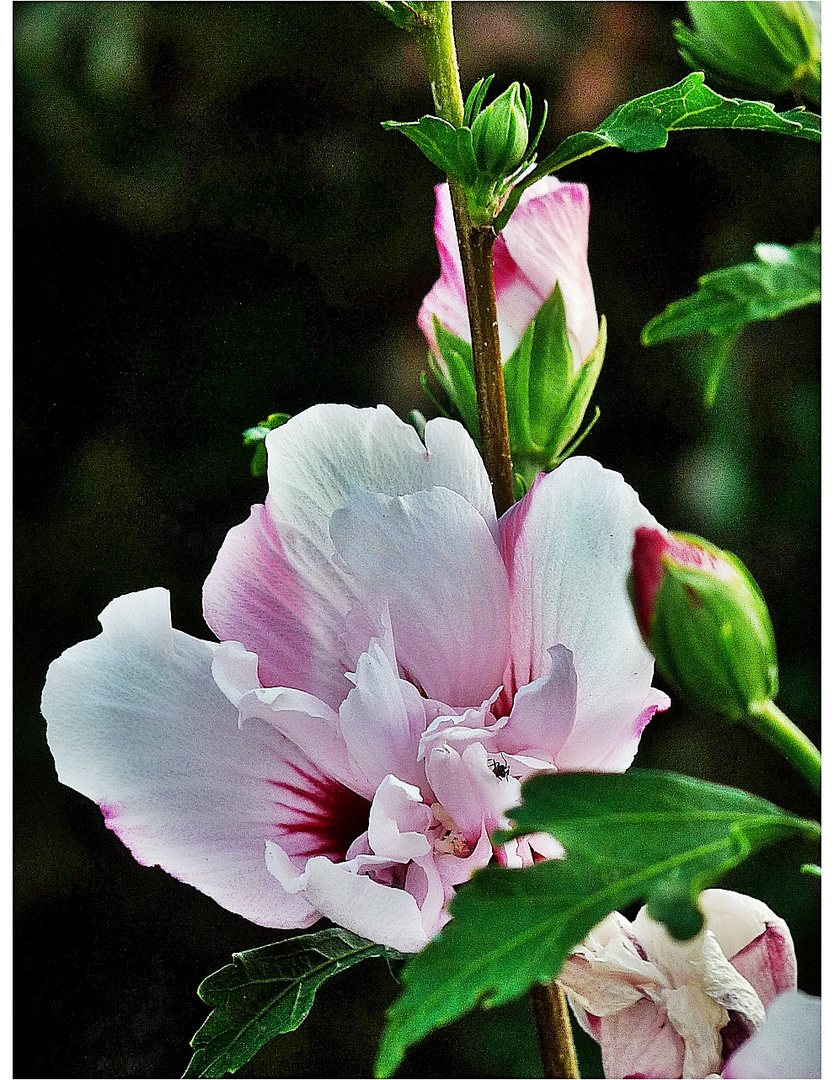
(630, 528, 778, 721)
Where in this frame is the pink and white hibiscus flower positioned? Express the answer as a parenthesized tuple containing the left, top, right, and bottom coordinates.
(43, 404, 668, 953)
(419, 176, 598, 366)
(560, 889, 797, 1079)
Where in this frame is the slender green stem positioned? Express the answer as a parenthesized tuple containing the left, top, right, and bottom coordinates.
(531, 983, 581, 1080)
(411, 1, 465, 125)
(747, 699, 821, 796)
(410, 1, 515, 515)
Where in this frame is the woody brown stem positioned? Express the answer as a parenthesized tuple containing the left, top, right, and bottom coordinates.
(531, 982, 581, 1079)
(410, 0, 516, 517)
(453, 220, 514, 515)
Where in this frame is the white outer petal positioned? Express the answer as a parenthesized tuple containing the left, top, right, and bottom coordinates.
(499, 456, 664, 770)
(42, 588, 316, 928)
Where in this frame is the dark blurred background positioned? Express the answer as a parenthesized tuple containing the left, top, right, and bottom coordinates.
(14, 3, 820, 1077)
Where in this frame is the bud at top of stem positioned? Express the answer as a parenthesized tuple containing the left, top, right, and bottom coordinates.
(630, 528, 778, 721)
(470, 82, 529, 181)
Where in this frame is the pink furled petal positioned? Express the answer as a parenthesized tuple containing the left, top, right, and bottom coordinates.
(266, 845, 430, 953)
(418, 184, 471, 355)
(41, 588, 321, 929)
(420, 179, 598, 366)
(722, 991, 820, 1079)
(631, 529, 736, 638)
(498, 644, 576, 759)
(502, 176, 598, 366)
(597, 998, 686, 1080)
(631, 527, 668, 638)
(204, 405, 496, 707)
(491, 232, 546, 359)
(499, 457, 665, 770)
(330, 486, 510, 708)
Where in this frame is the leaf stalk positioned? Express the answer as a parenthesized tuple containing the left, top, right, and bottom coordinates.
(747, 699, 821, 796)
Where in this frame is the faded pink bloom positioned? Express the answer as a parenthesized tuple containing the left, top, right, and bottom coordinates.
(561, 889, 797, 1079)
(43, 405, 667, 952)
(419, 177, 599, 366)
(722, 990, 820, 1079)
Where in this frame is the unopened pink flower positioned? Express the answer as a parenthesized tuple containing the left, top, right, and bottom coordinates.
(43, 404, 667, 952)
(419, 177, 599, 366)
(561, 889, 797, 1079)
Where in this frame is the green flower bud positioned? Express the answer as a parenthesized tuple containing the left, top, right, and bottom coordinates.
(630, 529, 778, 721)
(675, 2, 821, 105)
(470, 83, 529, 180)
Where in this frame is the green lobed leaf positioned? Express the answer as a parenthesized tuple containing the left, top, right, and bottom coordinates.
(642, 240, 820, 405)
(375, 770, 819, 1078)
(381, 116, 478, 186)
(643, 240, 820, 342)
(495, 73, 820, 230)
(184, 928, 403, 1079)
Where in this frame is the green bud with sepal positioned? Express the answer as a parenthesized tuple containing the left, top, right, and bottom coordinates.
(503, 283, 606, 491)
(383, 77, 547, 227)
(428, 288, 605, 491)
(674, 2, 821, 105)
(470, 82, 529, 180)
(630, 528, 778, 722)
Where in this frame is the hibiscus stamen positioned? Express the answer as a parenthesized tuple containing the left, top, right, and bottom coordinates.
(429, 802, 472, 857)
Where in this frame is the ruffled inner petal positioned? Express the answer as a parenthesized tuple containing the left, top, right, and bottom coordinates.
(339, 640, 434, 798)
(268, 849, 430, 954)
(498, 643, 576, 759)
